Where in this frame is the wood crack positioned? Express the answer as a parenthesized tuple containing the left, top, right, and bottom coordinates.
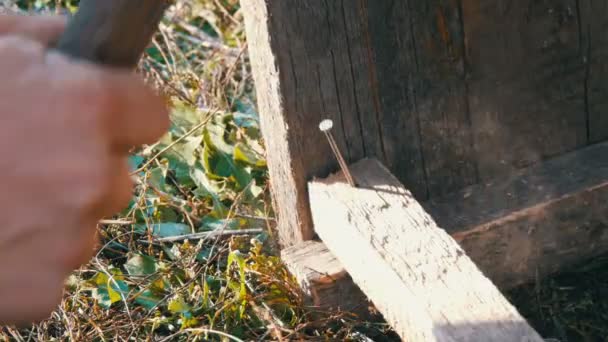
(341, 0, 367, 157)
(575, 0, 591, 143)
(358, 0, 388, 164)
(405, 0, 430, 199)
(457, 0, 480, 184)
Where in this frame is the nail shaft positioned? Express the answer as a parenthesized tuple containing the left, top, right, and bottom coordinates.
(319, 119, 356, 187)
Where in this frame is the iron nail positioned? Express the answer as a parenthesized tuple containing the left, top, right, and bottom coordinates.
(319, 119, 356, 187)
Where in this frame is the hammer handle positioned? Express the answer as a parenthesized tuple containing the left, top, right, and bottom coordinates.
(54, 0, 169, 68)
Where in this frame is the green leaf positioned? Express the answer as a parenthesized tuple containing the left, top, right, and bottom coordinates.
(200, 216, 240, 231)
(249, 181, 264, 199)
(133, 289, 162, 310)
(226, 250, 249, 319)
(226, 250, 247, 301)
(234, 142, 266, 168)
(124, 254, 159, 276)
(128, 155, 145, 171)
(202, 143, 232, 179)
(203, 114, 234, 155)
(162, 151, 195, 188)
(155, 206, 179, 222)
(196, 247, 213, 262)
(91, 269, 129, 309)
(190, 166, 223, 195)
(168, 296, 192, 314)
(147, 166, 168, 191)
(190, 167, 228, 217)
(180, 314, 199, 329)
(169, 99, 206, 133)
(172, 135, 203, 167)
(134, 223, 191, 238)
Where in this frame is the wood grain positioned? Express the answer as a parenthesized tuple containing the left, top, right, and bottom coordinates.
(55, 0, 169, 67)
(368, 0, 478, 198)
(461, 0, 588, 179)
(241, 0, 477, 246)
(308, 158, 543, 341)
(426, 140, 608, 289)
(579, 0, 608, 143)
(281, 240, 371, 317)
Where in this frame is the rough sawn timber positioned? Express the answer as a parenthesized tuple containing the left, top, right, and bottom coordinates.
(280, 240, 371, 317)
(240, 0, 478, 247)
(426, 140, 608, 290)
(308, 158, 543, 341)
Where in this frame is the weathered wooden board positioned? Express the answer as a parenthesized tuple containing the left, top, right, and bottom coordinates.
(280, 240, 371, 317)
(579, 0, 608, 143)
(241, 0, 478, 246)
(461, 0, 588, 179)
(368, 0, 478, 198)
(308, 158, 543, 341)
(426, 140, 608, 289)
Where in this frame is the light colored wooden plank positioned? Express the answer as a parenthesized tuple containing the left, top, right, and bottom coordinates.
(308, 158, 544, 341)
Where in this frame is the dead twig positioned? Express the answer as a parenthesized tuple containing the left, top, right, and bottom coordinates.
(150, 228, 264, 243)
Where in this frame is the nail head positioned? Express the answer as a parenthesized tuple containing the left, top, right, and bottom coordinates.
(319, 119, 334, 132)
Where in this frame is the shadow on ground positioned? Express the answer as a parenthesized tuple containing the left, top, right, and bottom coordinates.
(507, 253, 608, 342)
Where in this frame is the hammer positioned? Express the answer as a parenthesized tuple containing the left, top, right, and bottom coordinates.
(54, 0, 170, 68)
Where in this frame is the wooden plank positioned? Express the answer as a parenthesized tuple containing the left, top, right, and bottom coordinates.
(241, 0, 384, 246)
(241, 0, 479, 246)
(241, 0, 315, 245)
(462, 0, 588, 180)
(308, 158, 543, 341)
(426, 140, 608, 289)
(363, 1, 427, 198)
(280, 241, 372, 317)
(579, 0, 608, 143)
(368, 0, 478, 198)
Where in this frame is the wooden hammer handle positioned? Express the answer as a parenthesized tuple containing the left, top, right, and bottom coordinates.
(54, 0, 170, 68)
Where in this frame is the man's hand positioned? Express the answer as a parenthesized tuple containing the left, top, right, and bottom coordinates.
(0, 14, 169, 326)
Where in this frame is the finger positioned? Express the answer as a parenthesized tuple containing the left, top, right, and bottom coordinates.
(0, 14, 66, 46)
(95, 155, 135, 219)
(99, 72, 170, 152)
(43, 50, 170, 151)
(64, 221, 99, 271)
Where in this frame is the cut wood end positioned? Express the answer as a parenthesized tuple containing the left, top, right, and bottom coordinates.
(281, 241, 374, 317)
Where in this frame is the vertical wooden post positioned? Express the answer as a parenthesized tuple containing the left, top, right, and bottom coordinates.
(241, 0, 477, 247)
